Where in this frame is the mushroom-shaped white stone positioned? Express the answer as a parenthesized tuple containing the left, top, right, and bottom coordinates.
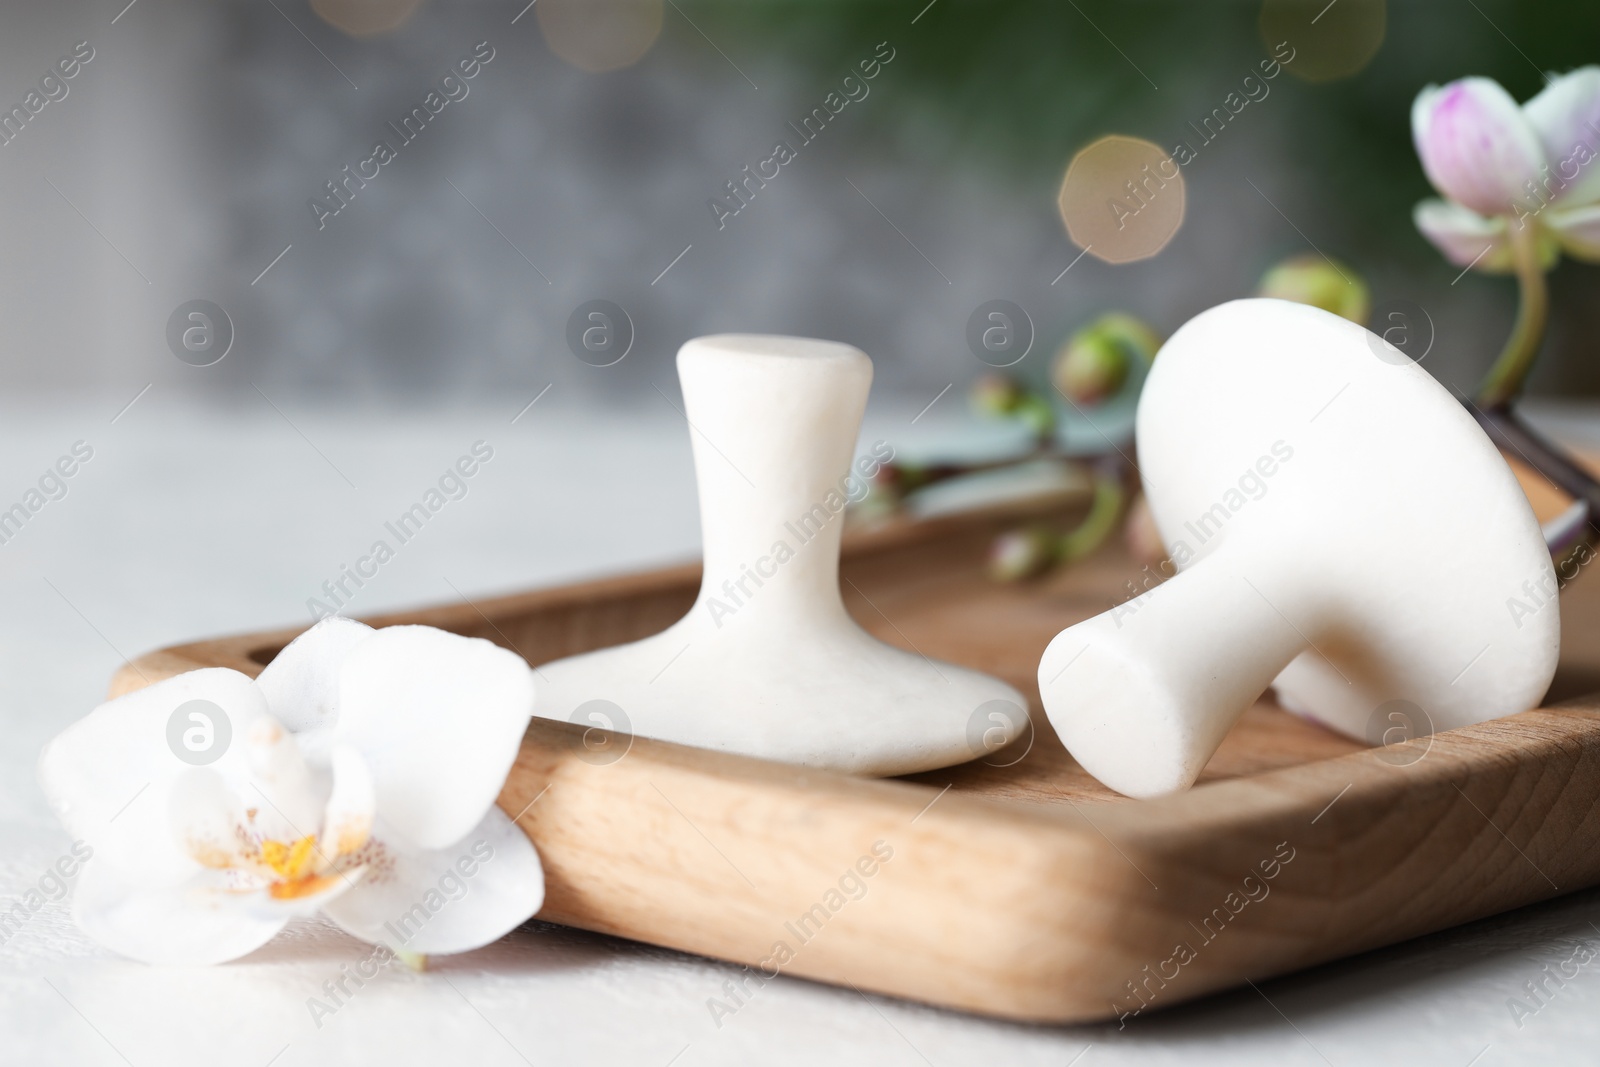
(535, 334, 1027, 776)
(1037, 298, 1559, 798)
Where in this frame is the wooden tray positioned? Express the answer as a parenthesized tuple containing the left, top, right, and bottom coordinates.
(111, 500, 1600, 1024)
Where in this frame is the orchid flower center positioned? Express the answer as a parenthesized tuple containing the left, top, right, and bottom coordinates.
(184, 792, 374, 902)
(260, 834, 318, 882)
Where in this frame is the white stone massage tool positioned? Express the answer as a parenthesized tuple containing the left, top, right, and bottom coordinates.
(534, 334, 1027, 776)
(1038, 298, 1559, 797)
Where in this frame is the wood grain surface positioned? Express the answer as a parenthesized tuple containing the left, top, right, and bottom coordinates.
(110, 491, 1600, 1023)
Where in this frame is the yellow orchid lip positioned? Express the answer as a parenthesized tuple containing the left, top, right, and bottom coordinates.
(254, 828, 375, 900)
(268, 871, 346, 900)
(184, 805, 374, 902)
(258, 833, 347, 898)
(261, 834, 319, 882)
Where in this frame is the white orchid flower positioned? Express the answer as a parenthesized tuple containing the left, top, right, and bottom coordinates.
(1412, 69, 1600, 273)
(37, 618, 544, 965)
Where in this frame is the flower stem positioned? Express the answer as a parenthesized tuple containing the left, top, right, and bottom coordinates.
(1475, 221, 1549, 408)
(1057, 461, 1128, 563)
(874, 445, 1059, 501)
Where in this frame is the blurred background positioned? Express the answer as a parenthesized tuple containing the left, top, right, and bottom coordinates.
(0, 0, 1598, 652)
(1, 0, 1597, 405)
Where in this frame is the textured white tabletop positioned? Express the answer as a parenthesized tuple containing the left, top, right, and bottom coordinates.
(3, 394, 1598, 1067)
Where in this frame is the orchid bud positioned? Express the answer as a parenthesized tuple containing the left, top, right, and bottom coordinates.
(969, 373, 1022, 417)
(1012, 392, 1057, 438)
(1257, 254, 1370, 324)
(872, 462, 910, 501)
(1052, 313, 1160, 407)
(971, 373, 1055, 439)
(1412, 77, 1544, 219)
(987, 525, 1059, 582)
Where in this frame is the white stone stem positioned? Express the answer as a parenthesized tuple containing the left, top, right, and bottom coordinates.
(679, 339, 870, 630)
(1038, 541, 1312, 797)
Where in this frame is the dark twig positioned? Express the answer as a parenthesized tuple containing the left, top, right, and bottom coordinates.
(1468, 401, 1600, 554)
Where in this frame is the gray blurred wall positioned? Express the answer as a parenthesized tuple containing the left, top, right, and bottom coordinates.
(0, 0, 1573, 405)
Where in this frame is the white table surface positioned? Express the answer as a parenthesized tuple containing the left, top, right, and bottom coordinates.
(3, 391, 1599, 1067)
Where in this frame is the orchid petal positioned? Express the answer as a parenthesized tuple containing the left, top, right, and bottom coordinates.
(333, 627, 535, 850)
(255, 616, 375, 734)
(319, 745, 375, 862)
(169, 768, 256, 873)
(243, 715, 325, 841)
(38, 668, 267, 887)
(1522, 66, 1600, 206)
(319, 807, 543, 955)
(1413, 199, 1514, 272)
(72, 859, 287, 965)
(1544, 202, 1600, 261)
(1413, 78, 1546, 217)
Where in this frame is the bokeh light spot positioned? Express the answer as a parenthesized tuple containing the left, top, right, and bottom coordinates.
(1058, 135, 1185, 265)
(1259, 0, 1386, 83)
(310, 0, 425, 37)
(538, 0, 664, 74)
